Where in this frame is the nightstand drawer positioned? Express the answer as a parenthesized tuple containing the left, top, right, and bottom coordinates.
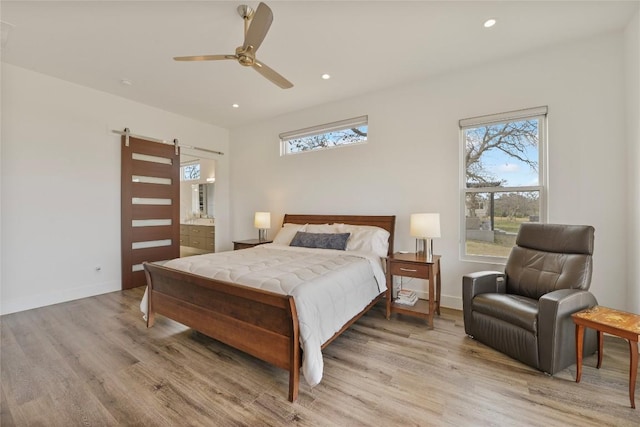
(390, 261, 429, 278)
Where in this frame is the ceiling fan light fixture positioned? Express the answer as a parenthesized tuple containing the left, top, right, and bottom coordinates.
(237, 4, 254, 20)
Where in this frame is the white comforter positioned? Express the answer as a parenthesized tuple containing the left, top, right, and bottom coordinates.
(140, 244, 386, 387)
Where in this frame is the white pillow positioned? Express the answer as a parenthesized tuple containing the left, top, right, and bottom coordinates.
(272, 223, 307, 245)
(337, 224, 390, 258)
(304, 223, 340, 233)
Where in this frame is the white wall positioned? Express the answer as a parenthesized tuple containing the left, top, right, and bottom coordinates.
(626, 9, 640, 314)
(2, 29, 635, 316)
(0, 64, 230, 314)
(230, 32, 630, 310)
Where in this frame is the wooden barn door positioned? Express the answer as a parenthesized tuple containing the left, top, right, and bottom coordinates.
(121, 136, 180, 289)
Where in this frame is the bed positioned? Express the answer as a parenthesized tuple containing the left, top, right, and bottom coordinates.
(142, 214, 395, 401)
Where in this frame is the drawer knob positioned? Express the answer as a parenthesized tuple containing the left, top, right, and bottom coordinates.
(400, 268, 418, 272)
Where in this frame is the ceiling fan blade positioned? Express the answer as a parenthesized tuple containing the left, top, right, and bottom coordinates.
(173, 54, 236, 61)
(252, 60, 293, 89)
(243, 2, 273, 52)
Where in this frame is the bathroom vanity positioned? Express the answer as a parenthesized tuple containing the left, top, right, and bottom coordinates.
(180, 222, 215, 255)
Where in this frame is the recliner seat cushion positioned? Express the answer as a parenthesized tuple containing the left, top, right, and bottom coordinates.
(472, 293, 538, 333)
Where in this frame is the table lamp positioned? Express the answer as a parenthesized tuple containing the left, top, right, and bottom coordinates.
(254, 212, 271, 241)
(410, 213, 441, 262)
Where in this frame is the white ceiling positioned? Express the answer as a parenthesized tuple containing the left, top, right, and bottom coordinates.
(1, 1, 638, 129)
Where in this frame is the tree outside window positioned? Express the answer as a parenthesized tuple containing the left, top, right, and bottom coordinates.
(181, 164, 200, 181)
(286, 126, 367, 154)
(461, 107, 547, 260)
(280, 116, 368, 155)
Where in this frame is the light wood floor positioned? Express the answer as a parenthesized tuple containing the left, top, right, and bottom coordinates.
(1, 288, 638, 426)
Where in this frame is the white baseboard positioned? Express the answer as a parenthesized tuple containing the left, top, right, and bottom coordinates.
(413, 289, 463, 311)
(0, 280, 121, 315)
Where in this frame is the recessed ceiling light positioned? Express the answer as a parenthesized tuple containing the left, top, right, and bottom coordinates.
(484, 19, 496, 28)
(232, 103, 239, 108)
(120, 78, 133, 86)
(321, 73, 331, 80)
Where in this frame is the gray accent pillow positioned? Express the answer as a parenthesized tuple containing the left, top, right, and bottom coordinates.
(289, 232, 351, 250)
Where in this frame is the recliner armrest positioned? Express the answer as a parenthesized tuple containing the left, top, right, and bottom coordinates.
(463, 271, 505, 298)
(539, 289, 597, 317)
(462, 271, 505, 335)
(538, 289, 598, 374)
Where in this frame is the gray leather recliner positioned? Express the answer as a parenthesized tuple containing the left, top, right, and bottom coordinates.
(462, 223, 598, 375)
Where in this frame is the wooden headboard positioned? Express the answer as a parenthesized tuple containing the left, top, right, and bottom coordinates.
(282, 214, 396, 256)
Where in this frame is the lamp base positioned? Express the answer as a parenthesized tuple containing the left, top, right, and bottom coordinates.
(415, 238, 434, 262)
(258, 228, 268, 242)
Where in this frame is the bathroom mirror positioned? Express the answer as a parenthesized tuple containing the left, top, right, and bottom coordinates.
(192, 183, 215, 217)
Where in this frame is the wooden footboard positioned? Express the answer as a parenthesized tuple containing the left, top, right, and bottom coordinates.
(143, 262, 301, 401)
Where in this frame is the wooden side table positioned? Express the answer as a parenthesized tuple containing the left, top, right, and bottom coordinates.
(572, 306, 640, 409)
(232, 239, 273, 250)
(386, 253, 441, 329)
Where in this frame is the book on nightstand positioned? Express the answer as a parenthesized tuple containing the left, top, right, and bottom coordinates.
(395, 289, 418, 306)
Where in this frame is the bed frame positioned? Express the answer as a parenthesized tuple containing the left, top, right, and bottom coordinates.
(143, 214, 395, 402)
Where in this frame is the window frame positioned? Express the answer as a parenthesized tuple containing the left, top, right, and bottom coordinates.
(279, 115, 368, 156)
(459, 106, 548, 263)
(180, 162, 201, 181)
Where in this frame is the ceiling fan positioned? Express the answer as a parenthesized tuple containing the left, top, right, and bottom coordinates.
(174, 2, 293, 89)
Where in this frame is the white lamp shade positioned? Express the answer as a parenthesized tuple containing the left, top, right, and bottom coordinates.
(410, 213, 441, 238)
(254, 212, 271, 229)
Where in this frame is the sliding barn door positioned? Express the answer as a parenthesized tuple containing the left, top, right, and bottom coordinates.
(121, 136, 180, 289)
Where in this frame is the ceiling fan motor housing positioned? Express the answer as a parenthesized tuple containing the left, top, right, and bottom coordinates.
(174, 2, 293, 89)
(235, 46, 255, 66)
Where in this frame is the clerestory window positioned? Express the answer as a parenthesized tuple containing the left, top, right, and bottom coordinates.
(279, 115, 368, 155)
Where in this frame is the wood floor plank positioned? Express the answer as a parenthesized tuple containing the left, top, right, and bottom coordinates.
(1, 288, 639, 426)
(0, 380, 17, 426)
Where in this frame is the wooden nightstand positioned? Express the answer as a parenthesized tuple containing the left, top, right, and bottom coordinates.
(232, 239, 273, 250)
(386, 253, 441, 329)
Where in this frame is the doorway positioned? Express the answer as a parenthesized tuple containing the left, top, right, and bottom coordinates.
(179, 155, 217, 257)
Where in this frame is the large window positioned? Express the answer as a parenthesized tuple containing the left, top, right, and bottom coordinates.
(460, 106, 547, 261)
(279, 115, 368, 155)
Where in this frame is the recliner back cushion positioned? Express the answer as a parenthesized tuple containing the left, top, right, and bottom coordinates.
(505, 223, 595, 299)
(505, 246, 593, 299)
